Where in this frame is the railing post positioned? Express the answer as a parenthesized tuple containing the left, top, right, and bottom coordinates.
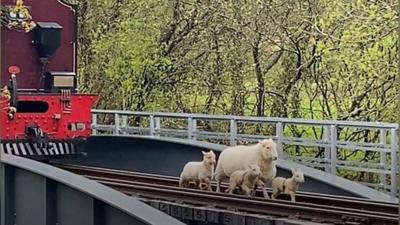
(188, 117, 193, 139)
(330, 125, 337, 175)
(121, 115, 128, 135)
(230, 119, 237, 146)
(390, 128, 398, 197)
(149, 115, 155, 136)
(379, 128, 387, 190)
(192, 119, 197, 140)
(114, 113, 120, 135)
(276, 122, 284, 157)
(155, 117, 161, 137)
(92, 113, 97, 135)
(324, 126, 331, 173)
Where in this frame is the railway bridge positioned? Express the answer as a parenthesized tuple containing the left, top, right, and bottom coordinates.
(1, 109, 398, 225)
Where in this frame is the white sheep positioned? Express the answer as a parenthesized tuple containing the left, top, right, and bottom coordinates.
(215, 138, 278, 199)
(225, 164, 263, 196)
(179, 150, 216, 191)
(271, 168, 304, 202)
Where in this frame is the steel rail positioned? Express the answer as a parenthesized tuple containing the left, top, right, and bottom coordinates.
(92, 177, 398, 225)
(54, 163, 397, 215)
(89, 175, 396, 218)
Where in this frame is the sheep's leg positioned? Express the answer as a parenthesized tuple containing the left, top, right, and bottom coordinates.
(250, 187, 255, 196)
(204, 178, 212, 191)
(242, 185, 251, 197)
(211, 164, 215, 180)
(198, 182, 203, 190)
(252, 179, 264, 196)
(262, 180, 270, 199)
(214, 167, 225, 192)
(194, 180, 200, 188)
(179, 178, 186, 187)
(271, 193, 277, 199)
(198, 179, 207, 190)
(289, 191, 296, 202)
(228, 182, 236, 194)
(179, 179, 183, 187)
(271, 187, 279, 199)
(199, 183, 206, 190)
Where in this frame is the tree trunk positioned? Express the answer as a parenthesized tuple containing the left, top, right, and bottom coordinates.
(252, 36, 264, 117)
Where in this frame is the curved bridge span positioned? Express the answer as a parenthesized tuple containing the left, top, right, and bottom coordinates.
(53, 135, 397, 203)
(90, 110, 399, 198)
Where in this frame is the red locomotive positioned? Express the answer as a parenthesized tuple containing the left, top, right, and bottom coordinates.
(1, 0, 98, 159)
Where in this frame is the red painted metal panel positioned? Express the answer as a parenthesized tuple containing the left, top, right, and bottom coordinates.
(1, 94, 98, 140)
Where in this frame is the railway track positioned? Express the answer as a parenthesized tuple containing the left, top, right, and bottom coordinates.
(54, 163, 398, 225)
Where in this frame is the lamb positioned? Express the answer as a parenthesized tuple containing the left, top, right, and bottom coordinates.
(271, 168, 304, 202)
(215, 138, 278, 199)
(179, 150, 216, 191)
(225, 164, 263, 197)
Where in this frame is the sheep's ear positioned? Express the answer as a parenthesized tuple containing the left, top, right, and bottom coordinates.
(258, 140, 262, 144)
(202, 151, 206, 155)
(209, 150, 213, 153)
(291, 169, 296, 174)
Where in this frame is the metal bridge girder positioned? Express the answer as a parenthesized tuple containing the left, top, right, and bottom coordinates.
(0, 152, 184, 225)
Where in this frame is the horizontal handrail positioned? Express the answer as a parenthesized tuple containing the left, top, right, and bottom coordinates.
(91, 109, 398, 129)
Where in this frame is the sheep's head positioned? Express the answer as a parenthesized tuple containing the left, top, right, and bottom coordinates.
(258, 139, 278, 161)
(247, 163, 261, 177)
(202, 150, 216, 165)
(291, 169, 305, 183)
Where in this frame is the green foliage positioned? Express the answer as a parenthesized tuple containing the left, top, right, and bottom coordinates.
(74, 0, 398, 186)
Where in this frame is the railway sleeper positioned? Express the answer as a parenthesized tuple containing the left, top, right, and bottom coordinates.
(341, 215, 369, 225)
(141, 198, 334, 225)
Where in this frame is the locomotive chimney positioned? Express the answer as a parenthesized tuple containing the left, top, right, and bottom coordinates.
(33, 22, 63, 91)
(33, 22, 63, 58)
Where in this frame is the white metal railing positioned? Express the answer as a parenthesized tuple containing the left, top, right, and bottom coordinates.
(91, 109, 399, 197)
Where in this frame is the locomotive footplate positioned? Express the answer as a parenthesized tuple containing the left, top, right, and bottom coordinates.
(0, 138, 87, 160)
